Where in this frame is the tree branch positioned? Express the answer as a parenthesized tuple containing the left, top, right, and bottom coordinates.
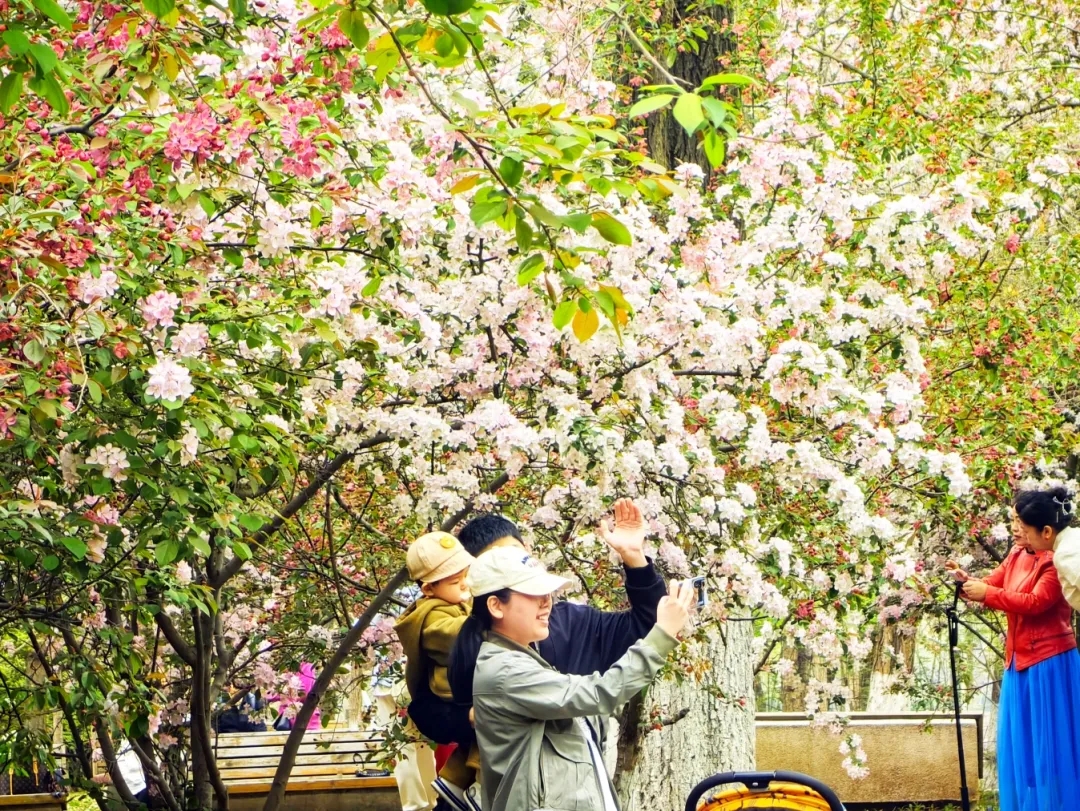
(210, 432, 393, 587)
(616, 15, 693, 89)
(154, 610, 196, 666)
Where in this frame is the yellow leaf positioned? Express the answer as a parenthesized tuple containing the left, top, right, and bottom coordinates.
(90, 137, 110, 150)
(163, 53, 179, 82)
(417, 28, 440, 53)
(104, 14, 132, 36)
(599, 284, 633, 313)
(556, 250, 580, 269)
(615, 308, 629, 326)
(449, 174, 480, 195)
(572, 307, 599, 342)
(483, 14, 503, 32)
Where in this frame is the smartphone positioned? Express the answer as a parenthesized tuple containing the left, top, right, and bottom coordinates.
(691, 576, 707, 608)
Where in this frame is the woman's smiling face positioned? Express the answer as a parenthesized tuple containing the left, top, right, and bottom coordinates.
(489, 591, 553, 646)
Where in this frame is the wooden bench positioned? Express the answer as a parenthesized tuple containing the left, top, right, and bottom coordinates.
(754, 712, 983, 805)
(0, 797, 67, 811)
(211, 729, 398, 811)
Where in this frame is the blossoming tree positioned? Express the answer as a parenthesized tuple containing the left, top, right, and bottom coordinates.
(3, 0, 1080, 808)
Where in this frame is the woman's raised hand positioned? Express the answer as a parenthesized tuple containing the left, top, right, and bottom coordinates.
(656, 580, 696, 638)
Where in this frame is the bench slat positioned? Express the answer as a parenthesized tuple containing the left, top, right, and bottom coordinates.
(220, 764, 385, 781)
(213, 741, 381, 759)
(226, 777, 396, 795)
(213, 732, 380, 747)
(218, 753, 382, 771)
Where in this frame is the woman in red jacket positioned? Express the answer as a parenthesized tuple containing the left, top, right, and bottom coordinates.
(949, 485, 1080, 811)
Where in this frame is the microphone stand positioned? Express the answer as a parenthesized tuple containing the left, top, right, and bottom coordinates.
(945, 580, 972, 811)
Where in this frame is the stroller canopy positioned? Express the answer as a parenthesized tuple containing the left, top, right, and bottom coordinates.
(687, 771, 844, 811)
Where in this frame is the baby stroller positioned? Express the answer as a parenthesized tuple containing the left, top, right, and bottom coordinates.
(685, 771, 845, 811)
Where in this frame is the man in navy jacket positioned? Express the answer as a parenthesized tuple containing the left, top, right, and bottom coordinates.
(406, 502, 667, 754)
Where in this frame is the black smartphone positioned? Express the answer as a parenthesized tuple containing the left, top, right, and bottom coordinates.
(692, 576, 707, 608)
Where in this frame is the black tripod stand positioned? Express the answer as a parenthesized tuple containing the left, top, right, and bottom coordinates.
(945, 580, 972, 811)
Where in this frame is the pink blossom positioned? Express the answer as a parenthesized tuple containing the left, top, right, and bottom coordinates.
(1004, 232, 1020, 254)
(171, 323, 208, 357)
(77, 269, 120, 304)
(86, 444, 130, 482)
(140, 290, 180, 330)
(87, 533, 107, 564)
(175, 561, 193, 584)
(163, 102, 225, 167)
(145, 357, 195, 402)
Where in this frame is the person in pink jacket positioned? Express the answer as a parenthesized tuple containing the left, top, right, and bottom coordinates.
(271, 663, 323, 730)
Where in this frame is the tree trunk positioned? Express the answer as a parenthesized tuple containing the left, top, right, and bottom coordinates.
(780, 640, 812, 712)
(616, 619, 755, 810)
(644, 1, 735, 175)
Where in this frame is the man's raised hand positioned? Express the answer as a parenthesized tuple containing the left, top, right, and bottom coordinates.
(597, 498, 648, 568)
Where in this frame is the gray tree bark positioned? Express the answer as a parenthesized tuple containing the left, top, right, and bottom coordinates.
(644, 1, 735, 175)
(615, 619, 755, 810)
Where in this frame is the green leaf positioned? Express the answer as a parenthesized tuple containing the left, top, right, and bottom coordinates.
(590, 212, 633, 246)
(28, 44, 59, 74)
(703, 129, 726, 168)
(2, 30, 31, 55)
(232, 541, 253, 561)
(142, 0, 176, 17)
(238, 514, 265, 532)
(420, 0, 474, 16)
(366, 47, 399, 84)
(628, 94, 676, 117)
(699, 72, 754, 90)
(672, 93, 705, 136)
(28, 73, 68, 116)
(529, 204, 563, 228)
(155, 539, 179, 565)
(337, 7, 370, 50)
(43, 555, 61, 572)
(517, 254, 545, 286)
(361, 275, 382, 297)
(561, 213, 592, 234)
(0, 71, 23, 115)
(435, 33, 454, 57)
(553, 300, 577, 330)
(190, 534, 212, 556)
(470, 200, 507, 226)
(701, 97, 729, 128)
(32, 0, 73, 30)
(499, 156, 524, 187)
(22, 339, 46, 364)
(229, 0, 248, 18)
(61, 536, 87, 560)
(14, 548, 36, 567)
(514, 215, 533, 251)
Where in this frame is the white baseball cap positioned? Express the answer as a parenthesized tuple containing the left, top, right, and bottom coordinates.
(467, 546, 573, 597)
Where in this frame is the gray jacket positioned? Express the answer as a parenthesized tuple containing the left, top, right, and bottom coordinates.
(473, 626, 677, 811)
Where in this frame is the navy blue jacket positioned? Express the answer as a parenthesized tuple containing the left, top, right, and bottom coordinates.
(407, 561, 667, 746)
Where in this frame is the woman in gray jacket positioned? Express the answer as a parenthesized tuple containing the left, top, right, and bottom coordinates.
(448, 546, 694, 811)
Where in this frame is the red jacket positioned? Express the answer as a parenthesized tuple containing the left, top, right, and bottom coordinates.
(982, 546, 1076, 671)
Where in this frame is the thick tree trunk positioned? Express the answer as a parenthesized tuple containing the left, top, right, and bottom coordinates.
(615, 619, 755, 810)
(644, 1, 735, 175)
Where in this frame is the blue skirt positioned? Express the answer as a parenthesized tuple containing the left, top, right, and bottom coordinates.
(998, 647, 1080, 811)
